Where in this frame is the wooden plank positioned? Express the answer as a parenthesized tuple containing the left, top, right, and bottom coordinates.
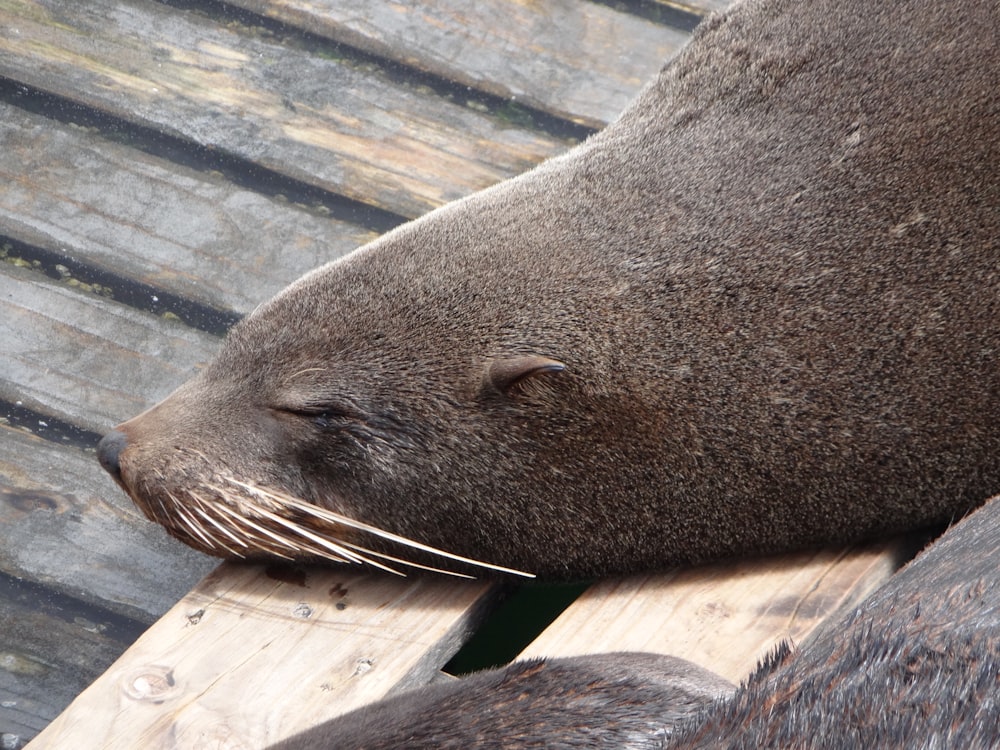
(26, 565, 499, 749)
(0, 399, 213, 745)
(0, 572, 147, 744)
(0, 0, 575, 219)
(0, 101, 377, 315)
(520, 539, 911, 683)
(0, 413, 214, 745)
(226, 0, 691, 128)
(0, 424, 215, 620)
(0, 262, 219, 433)
(664, 0, 732, 15)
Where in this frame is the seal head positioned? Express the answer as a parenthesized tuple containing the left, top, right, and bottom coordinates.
(99, 0, 1000, 579)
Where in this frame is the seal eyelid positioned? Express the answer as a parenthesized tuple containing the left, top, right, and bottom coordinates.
(279, 402, 358, 424)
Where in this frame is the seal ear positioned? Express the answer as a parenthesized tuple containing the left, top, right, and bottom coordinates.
(483, 355, 566, 397)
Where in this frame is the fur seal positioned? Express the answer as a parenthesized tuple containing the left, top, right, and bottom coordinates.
(97, 0, 1000, 580)
(266, 494, 1000, 748)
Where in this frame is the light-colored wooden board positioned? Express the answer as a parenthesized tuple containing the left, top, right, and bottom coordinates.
(227, 0, 691, 128)
(0, 262, 219, 433)
(0, 0, 575, 219)
(520, 539, 911, 683)
(26, 564, 499, 749)
(0, 102, 377, 315)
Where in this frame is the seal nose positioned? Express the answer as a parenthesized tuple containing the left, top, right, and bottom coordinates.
(97, 429, 128, 482)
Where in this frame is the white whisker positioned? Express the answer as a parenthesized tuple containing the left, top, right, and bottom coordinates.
(226, 478, 535, 579)
(170, 493, 225, 553)
(189, 491, 251, 549)
(183, 494, 250, 557)
(212, 502, 325, 562)
(339, 540, 476, 579)
(170, 474, 536, 578)
(233, 497, 407, 577)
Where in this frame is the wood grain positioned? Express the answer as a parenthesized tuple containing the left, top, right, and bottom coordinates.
(0, 571, 145, 741)
(0, 424, 215, 620)
(0, 101, 377, 315)
(0, 424, 214, 741)
(0, 262, 219, 432)
(667, 0, 732, 14)
(227, 0, 690, 128)
(0, 0, 575, 218)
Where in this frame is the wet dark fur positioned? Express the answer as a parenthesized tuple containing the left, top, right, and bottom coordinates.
(269, 495, 1000, 749)
(100, 0, 999, 580)
(270, 654, 733, 749)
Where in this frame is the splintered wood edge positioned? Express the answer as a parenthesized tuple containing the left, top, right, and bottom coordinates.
(25, 563, 498, 750)
(519, 538, 913, 683)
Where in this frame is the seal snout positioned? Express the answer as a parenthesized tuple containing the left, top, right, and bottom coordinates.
(97, 429, 129, 482)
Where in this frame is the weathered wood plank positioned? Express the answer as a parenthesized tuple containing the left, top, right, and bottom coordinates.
(0, 0, 575, 219)
(225, 0, 690, 128)
(520, 539, 911, 683)
(26, 565, 498, 749)
(0, 101, 377, 315)
(0, 262, 218, 433)
(0, 572, 147, 745)
(667, 0, 732, 15)
(0, 424, 215, 620)
(0, 383, 214, 745)
(0, 419, 215, 745)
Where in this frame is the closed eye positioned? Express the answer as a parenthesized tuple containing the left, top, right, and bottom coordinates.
(277, 403, 358, 429)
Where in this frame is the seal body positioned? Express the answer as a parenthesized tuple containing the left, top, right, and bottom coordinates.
(98, 0, 1000, 579)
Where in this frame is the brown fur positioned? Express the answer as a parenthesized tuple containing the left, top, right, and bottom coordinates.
(99, 0, 999, 579)
(269, 653, 733, 749)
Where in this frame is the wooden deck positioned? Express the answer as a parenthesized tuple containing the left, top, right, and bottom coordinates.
(0, 1, 917, 747)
